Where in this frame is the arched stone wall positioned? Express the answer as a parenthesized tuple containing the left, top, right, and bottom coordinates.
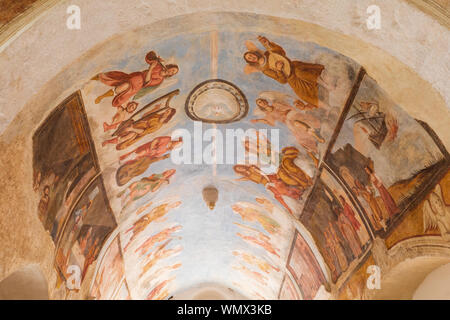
(0, 264, 49, 300)
(370, 237, 450, 299)
(413, 262, 450, 299)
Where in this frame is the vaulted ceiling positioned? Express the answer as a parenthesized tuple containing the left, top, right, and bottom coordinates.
(0, 1, 449, 300)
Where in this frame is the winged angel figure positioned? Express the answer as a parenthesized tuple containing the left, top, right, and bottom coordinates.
(423, 184, 450, 241)
(243, 36, 325, 108)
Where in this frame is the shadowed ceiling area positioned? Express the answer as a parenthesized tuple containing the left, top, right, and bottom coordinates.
(0, 2, 449, 301)
(0, 0, 39, 27)
(0, 265, 48, 300)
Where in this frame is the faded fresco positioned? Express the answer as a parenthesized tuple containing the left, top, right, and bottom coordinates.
(79, 28, 359, 299)
(31, 13, 449, 299)
(120, 197, 183, 300)
(278, 274, 301, 300)
(230, 34, 361, 218)
(385, 169, 450, 248)
(286, 230, 328, 299)
(327, 75, 449, 236)
(90, 235, 130, 300)
(337, 254, 375, 300)
(33, 91, 119, 293)
(54, 177, 116, 287)
(230, 195, 294, 299)
(33, 92, 99, 242)
(300, 168, 372, 283)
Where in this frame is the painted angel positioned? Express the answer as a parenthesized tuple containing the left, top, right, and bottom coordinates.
(103, 101, 138, 132)
(102, 104, 176, 150)
(242, 130, 279, 173)
(252, 91, 325, 160)
(423, 185, 450, 241)
(243, 36, 325, 108)
(117, 169, 176, 209)
(92, 51, 179, 108)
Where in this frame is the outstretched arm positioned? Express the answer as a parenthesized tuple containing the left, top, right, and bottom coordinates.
(258, 36, 286, 56)
(145, 60, 158, 83)
(251, 118, 276, 126)
(119, 139, 154, 161)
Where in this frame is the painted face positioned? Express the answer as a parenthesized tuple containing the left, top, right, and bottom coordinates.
(245, 52, 259, 63)
(166, 67, 178, 77)
(256, 99, 266, 107)
(359, 102, 378, 114)
(256, 99, 272, 112)
(234, 165, 248, 175)
(127, 102, 138, 113)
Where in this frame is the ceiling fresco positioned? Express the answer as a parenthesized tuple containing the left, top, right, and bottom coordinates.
(29, 13, 449, 300)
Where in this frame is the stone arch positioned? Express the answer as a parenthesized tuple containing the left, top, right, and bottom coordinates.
(413, 262, 450, 300)
(367, 237, 450, 299)
(0, 264, 49, 300)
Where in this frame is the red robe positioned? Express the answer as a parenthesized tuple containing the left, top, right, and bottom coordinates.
(99, 63, 164, 108)
(342, 202, 361, 231)
(126, 136, 173, 163)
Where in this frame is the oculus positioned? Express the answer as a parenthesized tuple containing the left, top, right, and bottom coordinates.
(185, 79, 249, 124)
